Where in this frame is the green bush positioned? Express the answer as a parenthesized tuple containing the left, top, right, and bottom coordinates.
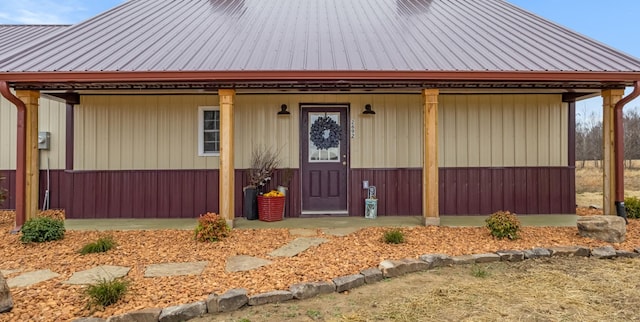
(80, 235, 116, 254)
(20, 216, 65, 243)
(485, 210, 521, 240)
(625, 196, 640, 219)
(194, 212, 230, 242)
(84, 278, 129, 309)
(383, 229, 405, 244)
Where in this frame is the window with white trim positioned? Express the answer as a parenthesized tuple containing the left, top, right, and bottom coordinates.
(198, 106, 220, 156)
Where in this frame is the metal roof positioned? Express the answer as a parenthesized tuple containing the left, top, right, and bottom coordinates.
(0, 0, 639, 79)
(0, 25, 68, 58)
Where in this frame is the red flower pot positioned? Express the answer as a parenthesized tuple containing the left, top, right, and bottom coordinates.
(257, 195, 285, 222)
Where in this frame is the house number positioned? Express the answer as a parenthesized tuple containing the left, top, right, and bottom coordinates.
(350, 120, 355, 139)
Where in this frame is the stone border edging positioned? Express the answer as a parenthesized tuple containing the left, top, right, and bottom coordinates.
(75, 245, 640, 322)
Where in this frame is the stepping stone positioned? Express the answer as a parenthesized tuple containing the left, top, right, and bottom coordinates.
(268, 238, 328, 257)
(226, 256, 272, 273)
(0, 269, 22, 276)
(289, 228, 317, 237)
(65, 265, 130, 285)
(144, 261, 208, 277)
(8, 269, 59, 288)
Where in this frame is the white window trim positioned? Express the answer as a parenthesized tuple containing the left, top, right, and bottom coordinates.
(198, 106, 221, 157)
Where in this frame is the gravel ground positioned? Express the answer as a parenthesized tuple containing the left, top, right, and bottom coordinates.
(0, 210, 638, 321)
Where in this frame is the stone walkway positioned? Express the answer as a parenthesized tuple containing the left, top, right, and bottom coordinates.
(3, 234, 330, 288)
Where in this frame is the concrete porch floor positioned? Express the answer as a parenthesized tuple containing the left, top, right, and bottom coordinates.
(64, 215, 579, 231)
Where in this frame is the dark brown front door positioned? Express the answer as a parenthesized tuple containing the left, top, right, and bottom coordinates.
(301, 105, 349, 214)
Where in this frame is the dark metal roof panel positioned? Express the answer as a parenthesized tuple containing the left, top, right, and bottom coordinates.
(0, 25, 68, 58)
(1, 0, 640, 73)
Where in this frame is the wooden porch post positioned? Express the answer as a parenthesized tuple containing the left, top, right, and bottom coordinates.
(422, 89, 440, 225)
(15, 90, 40, 222)
(218, 89, 235, 226)
(602, 89, 624, 215)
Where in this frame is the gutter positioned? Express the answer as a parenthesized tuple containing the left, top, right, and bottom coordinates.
(0, 81, 26, 232)
(614, 81, 640, 223)
(1, 70, 640, 83)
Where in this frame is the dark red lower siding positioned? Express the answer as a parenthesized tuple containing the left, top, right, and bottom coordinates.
(439, 167, 576, 215)
(0, 166, 574, 218)
(0, 169, 301, 219)
(62, 170, 221, 219)
(349, 169, 423, 216)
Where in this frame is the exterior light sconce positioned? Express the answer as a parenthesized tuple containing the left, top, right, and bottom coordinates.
(278, 104, 291, 115)
(362, 104, 375, 115)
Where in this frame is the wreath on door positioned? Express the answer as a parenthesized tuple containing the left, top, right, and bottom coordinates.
(310, 116, 342, 150)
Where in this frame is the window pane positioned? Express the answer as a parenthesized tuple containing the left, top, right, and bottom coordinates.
(204, 120, 216, 130)
(308, 112, 340, 163)
(204, 131, 219, 142)
(204, 142, 217, 153)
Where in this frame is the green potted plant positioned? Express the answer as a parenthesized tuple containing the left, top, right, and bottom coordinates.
(244, 146, 279, 220)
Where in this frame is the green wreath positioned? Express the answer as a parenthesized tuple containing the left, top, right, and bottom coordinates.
(310, 116, 342, 150)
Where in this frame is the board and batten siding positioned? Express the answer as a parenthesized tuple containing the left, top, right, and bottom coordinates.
(75, 94, 425, 170)
(73, 93, 567, 171)
(76, 95, 217, 170)
(439, 94, 568, 167)
(0, 95, 66, 170)
(234, 94, 424, 169)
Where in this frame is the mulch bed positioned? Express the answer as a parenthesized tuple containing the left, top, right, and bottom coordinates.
(0, 209, 637, 321)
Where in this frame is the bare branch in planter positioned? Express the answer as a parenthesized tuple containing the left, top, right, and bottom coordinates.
(248, 145, 281, 189)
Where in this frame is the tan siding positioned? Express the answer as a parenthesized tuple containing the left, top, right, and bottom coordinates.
(502, 95, 516, 166)
(1, 95, 65, 170)
(76, 95, 217, 170)
(73, 93, 566, 171)
(439, 94, 567, 167)
(466, 95, 480, 167)
(234, 94, 423, 169)
(0, 96, 17, 169)
(38, 96, 66, 169)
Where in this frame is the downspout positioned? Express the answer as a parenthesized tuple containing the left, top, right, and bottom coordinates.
(614, 81, 640, 223)
(0, 81, 26, 232)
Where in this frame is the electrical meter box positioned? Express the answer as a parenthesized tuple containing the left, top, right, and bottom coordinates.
(38, 132, 51, 150)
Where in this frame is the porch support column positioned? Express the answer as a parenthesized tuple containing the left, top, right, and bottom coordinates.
(422, 89, 440, 225)
(15, 90, 40, 222)
(218, 89, 235, 226)
(602, 89, 624, 215)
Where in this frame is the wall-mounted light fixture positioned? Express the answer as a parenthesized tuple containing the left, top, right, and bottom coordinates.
(362, 104, 375, 115)
(278, 104, 291, 115)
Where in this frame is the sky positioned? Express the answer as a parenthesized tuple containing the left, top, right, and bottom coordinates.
(0, 0, 638, 122)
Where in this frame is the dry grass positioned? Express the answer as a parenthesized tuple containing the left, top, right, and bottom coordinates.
(576, 160, 640, 207)
(374, 258, 640, 322)
(202, 257, 640, 322)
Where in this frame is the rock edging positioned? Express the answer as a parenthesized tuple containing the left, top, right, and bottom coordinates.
(73, 245, 640, 322)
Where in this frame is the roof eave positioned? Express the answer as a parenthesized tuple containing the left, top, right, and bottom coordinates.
(2, 70, 640, 84)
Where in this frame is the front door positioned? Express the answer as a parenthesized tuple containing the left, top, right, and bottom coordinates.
(301, 105, 349, 214)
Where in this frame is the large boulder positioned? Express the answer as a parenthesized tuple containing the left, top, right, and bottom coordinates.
(577, 216, 626, 243)
(0, 272, 12, 313)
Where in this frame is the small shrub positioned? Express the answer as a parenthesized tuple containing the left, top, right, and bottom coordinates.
(624, 196, 640, 219)
(383, 229, 405, 244)
(20, 216, 65, 243)
(485, 210, 520, 240)
(84, 278, 129, 309)
(471, 265, 489, 278)
(80, 235, 116, 254)
(194, 212, 230, 242)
